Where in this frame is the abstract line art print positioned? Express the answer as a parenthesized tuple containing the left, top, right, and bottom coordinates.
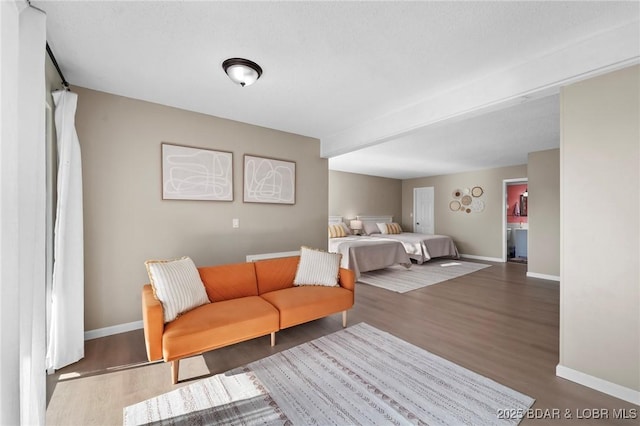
(162, 143, 233, 201)
(243, 155, 295, 204)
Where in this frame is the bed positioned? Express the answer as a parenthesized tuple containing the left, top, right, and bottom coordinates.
(357, 215, 459, 264)
(328, 216, 410, 278)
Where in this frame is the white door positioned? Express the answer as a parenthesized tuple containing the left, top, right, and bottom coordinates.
(413, 187, 434, 234)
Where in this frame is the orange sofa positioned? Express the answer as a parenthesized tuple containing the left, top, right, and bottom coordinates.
(142, 256, 355, 384)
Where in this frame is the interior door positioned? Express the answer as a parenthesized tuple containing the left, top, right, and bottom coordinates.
(413, 187, 434, 234)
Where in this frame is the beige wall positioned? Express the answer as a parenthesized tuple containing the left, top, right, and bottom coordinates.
(75, 87, 327, 331)
(402, 165, 527, 259)
(527, 149, 560, 278)
(560, 65, 639, 393)
(329, 170, 402, 223)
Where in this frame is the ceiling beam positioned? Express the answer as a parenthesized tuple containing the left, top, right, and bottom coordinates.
(321, 21, 639, 158)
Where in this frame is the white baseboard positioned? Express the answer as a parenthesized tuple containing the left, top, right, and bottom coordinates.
(84, 320, 143, 341)
(556, 364, 640, 405)
(459, 254, 503, 263)
(527, 271, 560, 282)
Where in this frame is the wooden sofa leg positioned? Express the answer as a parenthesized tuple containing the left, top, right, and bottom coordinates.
(271, 332, 276, 347)
(342, 311, 347, 328)
(171, 360, 179, 385)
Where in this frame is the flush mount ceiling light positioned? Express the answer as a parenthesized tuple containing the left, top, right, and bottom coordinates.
(222, 58, 262, 87)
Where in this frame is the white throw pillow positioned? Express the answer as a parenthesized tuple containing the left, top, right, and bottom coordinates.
(363, 221, 380, 235)
(294, 246, 341, 287)
(145, 256, 210, 323)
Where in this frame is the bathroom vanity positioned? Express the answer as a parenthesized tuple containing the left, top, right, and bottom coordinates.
(514, 228, 528, 258)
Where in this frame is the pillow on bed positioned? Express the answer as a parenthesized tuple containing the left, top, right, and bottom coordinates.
(363, 221, 381, 235)
(339, 222, 352, 235)
(377, 222, 403, 234)
(328, 223, 347, 238)
(335, 222, 352, 237)
(294, 246, 341, 287)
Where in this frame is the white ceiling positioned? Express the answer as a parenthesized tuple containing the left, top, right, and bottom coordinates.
(330, 94, 560, 179)
(35, 1, 639, 179)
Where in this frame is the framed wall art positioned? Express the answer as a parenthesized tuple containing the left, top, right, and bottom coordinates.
(243, 154, 296, 204)
(161, 143, 233, 201)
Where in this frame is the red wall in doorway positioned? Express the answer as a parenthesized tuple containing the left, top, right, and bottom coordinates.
(507, 184, 528, 224)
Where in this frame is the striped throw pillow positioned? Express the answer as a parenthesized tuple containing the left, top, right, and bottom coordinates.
(386, 222, 403, 234)
(145, 256, 210, 323)
(294, 246, 341, 287)
(328, 224, 346, 238)
(378, 222, 403, 234)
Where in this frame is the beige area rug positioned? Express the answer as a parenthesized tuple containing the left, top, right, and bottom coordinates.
(124, 323, 534, 425)
(358, 259, 491, 293)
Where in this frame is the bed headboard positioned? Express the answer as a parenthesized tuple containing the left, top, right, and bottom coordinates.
(328, 215, 344, 225)
(356, 215, 393, 224)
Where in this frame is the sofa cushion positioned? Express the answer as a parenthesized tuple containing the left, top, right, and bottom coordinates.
(254, 256, 299, 294)
(293, 246, 341, 287)
(162, 296, 279, 361)
(260, 286, 354, 329)
(145, 257, 210, 323)
(198, 262, 259, 302)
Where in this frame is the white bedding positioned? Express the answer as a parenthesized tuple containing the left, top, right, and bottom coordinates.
(375, 232, 459, 264)
(328, 236, 411, 278)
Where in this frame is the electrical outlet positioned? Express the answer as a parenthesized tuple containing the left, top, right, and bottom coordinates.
(232, 218, 239, 228)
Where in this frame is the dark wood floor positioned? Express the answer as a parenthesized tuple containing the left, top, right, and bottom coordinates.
(46, 261, 638, 425)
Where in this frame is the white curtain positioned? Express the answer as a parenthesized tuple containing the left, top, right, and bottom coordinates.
(0, 1, 47, 424)
(46, 90, 85, 370)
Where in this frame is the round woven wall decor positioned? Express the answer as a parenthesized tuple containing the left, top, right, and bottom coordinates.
(471, 199, 485, 212)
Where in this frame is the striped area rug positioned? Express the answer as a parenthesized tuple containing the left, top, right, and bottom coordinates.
(358, 259, 491, 293)
(124, 323, 534, 425)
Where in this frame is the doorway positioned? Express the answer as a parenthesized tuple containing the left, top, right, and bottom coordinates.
(503, 179, 528, 263)
(413, 187, 434, 234)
